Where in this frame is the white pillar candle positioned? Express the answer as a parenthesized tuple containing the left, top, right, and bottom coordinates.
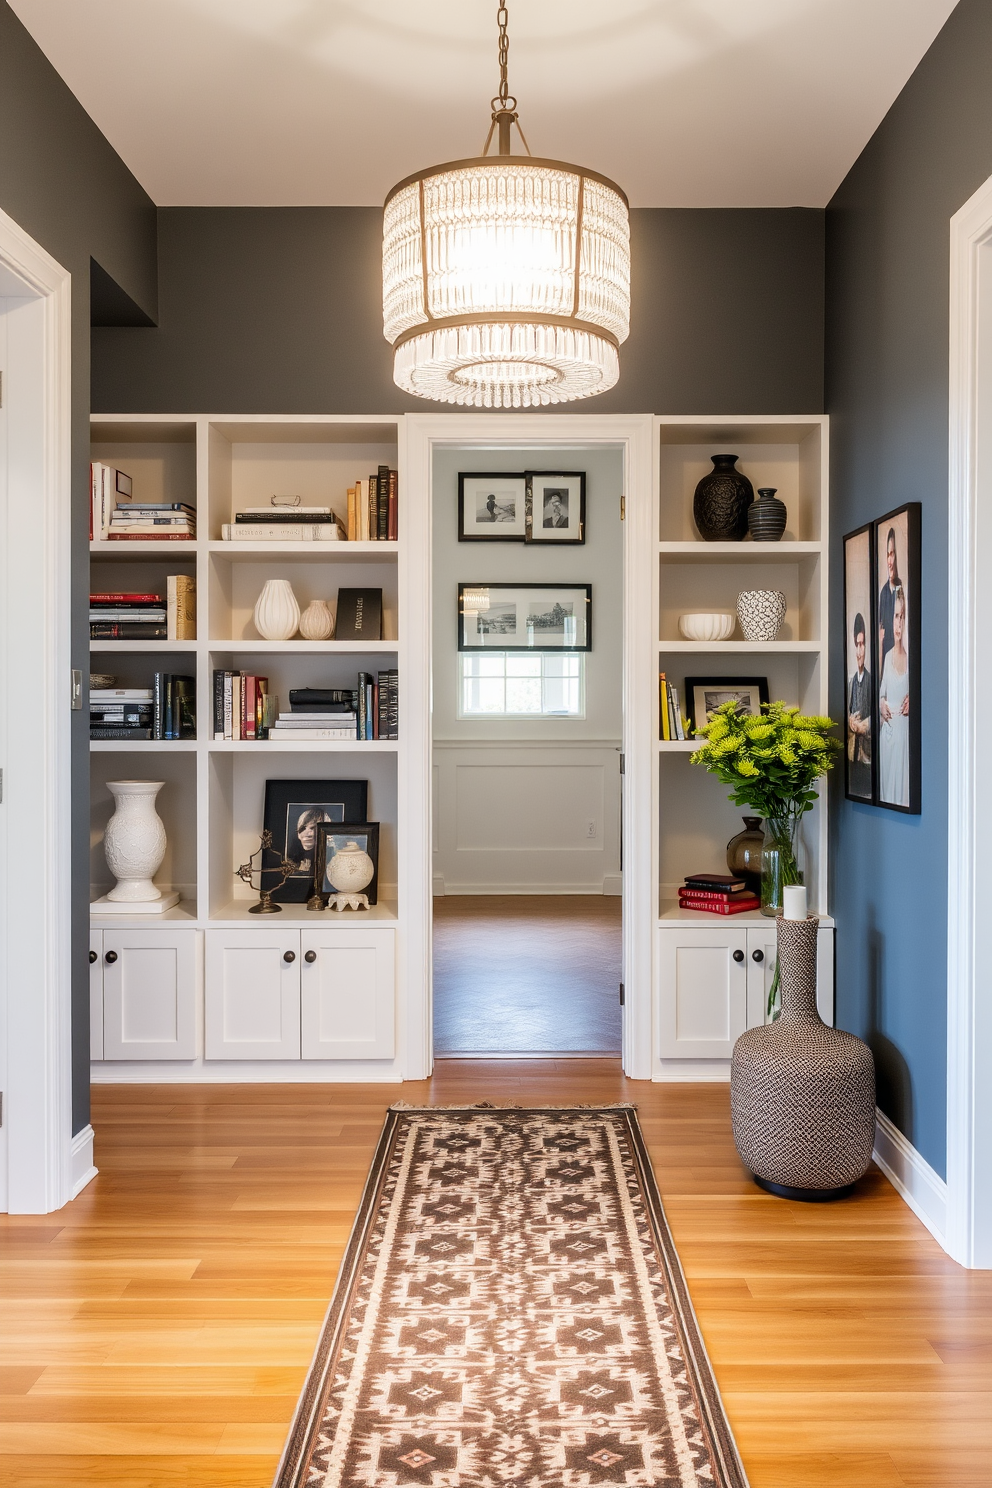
(782, 885, 808, 921)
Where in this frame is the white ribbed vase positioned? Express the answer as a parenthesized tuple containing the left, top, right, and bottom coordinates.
(299, 599, 335, 641)
(253, 579, 300, 641)
(104, 780, 167, 902)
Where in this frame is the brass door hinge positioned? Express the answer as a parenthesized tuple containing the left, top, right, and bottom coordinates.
(620, 494, 625, 520)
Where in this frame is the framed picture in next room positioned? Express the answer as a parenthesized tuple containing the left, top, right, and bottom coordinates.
(843, 523, 875, 804)
(262, 779, 369, 903)
(458, 473, 527, 541)
(525, 471, 585, 543)
(684, 676, 769, 735)
(458, 583, 592, 652)
(874, 502, 921, 814)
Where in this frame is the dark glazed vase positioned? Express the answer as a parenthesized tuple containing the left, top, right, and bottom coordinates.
(726, 816, 763, 890)
(747, 487, 788, 542)
(731, 915, 876, 1200)
(692, 454, 754, 541)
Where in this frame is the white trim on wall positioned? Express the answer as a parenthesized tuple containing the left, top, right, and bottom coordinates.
(873, 1109, 947, 1249)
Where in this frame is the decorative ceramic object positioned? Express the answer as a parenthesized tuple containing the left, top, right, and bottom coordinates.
(326, 839, 374, 911)
(90, 673, 116, 690)
(253, 579, 300, 641)
(737, 589, 786, 641)
(678, 611, 736, 642)
(747, 486, 788, 542)
(692, 454, 754, 542)
(299, 599, 335, 641)
(726, 816, 763, 888)
(104, 780, 168, 902)
(731, 914, 876, 1199)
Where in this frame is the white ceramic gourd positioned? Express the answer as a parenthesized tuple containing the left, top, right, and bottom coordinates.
(299, 599, 335, 640)
(326, 840, 374, 910)
(104, 780, 168, 902)
(253, 579, 300, 641)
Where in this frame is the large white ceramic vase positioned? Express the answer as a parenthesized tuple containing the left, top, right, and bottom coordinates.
(104, 780, 168, 902)
(253, 579, 300, 641)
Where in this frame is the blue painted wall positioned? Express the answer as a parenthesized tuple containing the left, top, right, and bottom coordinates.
(826, 0, 992, 1178)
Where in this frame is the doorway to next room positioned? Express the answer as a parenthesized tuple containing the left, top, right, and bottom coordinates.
(431, 444, 624, 1057)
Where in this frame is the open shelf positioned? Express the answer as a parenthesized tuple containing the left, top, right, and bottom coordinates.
(208, 640, 398, 655)
(208, 739, 398, 753)
(210, 899, 398, 925)
(90, 640, 198, 653)
(658, 901, 835, 927)
(90, 899, 198, 925)
(658, 540, 823, 560)
(208, 540, 397, 562)
(658, 640, 820, 653)
(90, 739, 198, 753)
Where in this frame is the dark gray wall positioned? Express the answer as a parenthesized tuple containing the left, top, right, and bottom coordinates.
(0, 1, 157, 1135)
(826, 0, 992, 1178)
(93, 206, 824, 415)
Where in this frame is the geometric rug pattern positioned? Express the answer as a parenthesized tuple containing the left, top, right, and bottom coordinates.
(274, 1106, 747, 1487)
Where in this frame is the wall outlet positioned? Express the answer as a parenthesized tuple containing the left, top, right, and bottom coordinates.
(586, 819, 597, 839)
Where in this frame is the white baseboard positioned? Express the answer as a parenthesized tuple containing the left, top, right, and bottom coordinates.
(432, 873, 445, 896)
(436, 883, 614, 895)
(653, 1059, 731, 1082)
(70, 1125, 97, 1198)
(873, 1107, 947, 1247)
(603, 874, 622, 896)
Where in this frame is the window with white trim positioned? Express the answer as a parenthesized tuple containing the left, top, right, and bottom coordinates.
(458, 651, 585, 718)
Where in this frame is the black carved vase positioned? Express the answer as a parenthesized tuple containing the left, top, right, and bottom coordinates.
(747, 487, 788, 542)
(693, 455, 754, 541)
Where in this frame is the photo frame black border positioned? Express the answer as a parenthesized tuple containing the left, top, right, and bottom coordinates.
(524, 470, 586, 544)
(457, 582, 593, 652)
(684, 676, 769, 735)
(873, 501, 922, 815)
(262, 779, 369, 903)
(457, 472, 528, 542)
(312, 821, 380, 907)
(843, 521, 877, 805)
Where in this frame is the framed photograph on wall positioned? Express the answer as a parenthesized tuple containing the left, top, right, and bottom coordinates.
(684, 676, 769, 735)
(843, 523, 876, 803)
(311, 822, 380, 907)
(262, 779, 369, 903)
(458, 583, 592, 652)
(457, 473, 527, 541)
(524, 471, 586, 543)
(874, 502, 921, 814)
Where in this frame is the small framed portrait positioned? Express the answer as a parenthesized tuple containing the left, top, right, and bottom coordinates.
(458, 583, 592, 652)
(684, 676, 769, 734)
(525, 471, 586, 544)
(458, 473, 527, 541)
(843, 523, 875, 803)
(874, 502, 921, 814)
(262, 778, 369, 903)
(311, 822, 380, 906)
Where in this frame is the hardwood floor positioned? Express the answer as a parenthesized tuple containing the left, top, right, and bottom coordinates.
(2, 1069, 991, 1486)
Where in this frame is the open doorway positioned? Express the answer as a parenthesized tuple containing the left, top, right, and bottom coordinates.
(430, 444, 623, 1057)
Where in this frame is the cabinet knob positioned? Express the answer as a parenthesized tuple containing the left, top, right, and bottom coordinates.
(105, 950, 118, 964)
(283, 950, 296, 963)
(752, 949, 764, 963)
(304, 950, 317, 964)
(732, 949, 745, 963)
(89, 949, 98, 964)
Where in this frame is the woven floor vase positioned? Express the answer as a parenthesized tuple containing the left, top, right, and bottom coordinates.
(731, 915, 876, 1200)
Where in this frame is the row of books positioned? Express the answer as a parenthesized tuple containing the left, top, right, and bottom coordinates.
(91, 463, 198, 542)
(212, 672, 275, 740)
(90, 580, 196, 641)
(222, 497, 346, 542)
(271, 675, 399, 741)
(90, 677, 195, 740)
(346, 468, 398, 542)
(660, 671, 687, 741)
(678, 873, 760, 916)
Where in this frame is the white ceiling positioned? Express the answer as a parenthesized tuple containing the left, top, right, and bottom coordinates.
(10, 0, 958, 208)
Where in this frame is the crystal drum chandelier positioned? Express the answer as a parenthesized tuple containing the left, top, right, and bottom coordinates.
(382, 3, 630, 408)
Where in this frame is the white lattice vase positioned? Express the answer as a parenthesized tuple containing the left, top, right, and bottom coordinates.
(253, 579, 300, 641)
(104, 780, 168, 902)
(737, 589, 787, 642)
(299, 599, 335, 641)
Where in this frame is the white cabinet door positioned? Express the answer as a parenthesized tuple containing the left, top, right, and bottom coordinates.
(205, 928, 300, 1060)
(102, 930, 197, 1060)
(300, 927, 395, 1060)
(657, 925, 749, 1060)
(90, 930, 104, 1061)
(745, 924, 835, 1027)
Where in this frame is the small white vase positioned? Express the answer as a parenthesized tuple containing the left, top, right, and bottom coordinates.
(326, 840, 374, 910)
(104, 780, 168, 902)
(737, 589, 787, 642)
(253, 579, 300, 641)
(298, 599, 335, 641)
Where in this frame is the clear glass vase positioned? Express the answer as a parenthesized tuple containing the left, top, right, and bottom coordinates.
(760, 815, 804, 918)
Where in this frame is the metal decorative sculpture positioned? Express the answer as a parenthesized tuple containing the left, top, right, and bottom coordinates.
(235, 831, 297, 915)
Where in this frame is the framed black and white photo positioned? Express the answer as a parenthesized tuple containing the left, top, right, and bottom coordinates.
(684, 676, 769, 734)
(311, 821, 380, 906)
(262, 778, 369, 903)
(843, 523, 875, 803)
(458, 473, 527, 541)
(525, 471, 585, 544)
(874, 502, 921, 814)
(458, 583, 592, 652)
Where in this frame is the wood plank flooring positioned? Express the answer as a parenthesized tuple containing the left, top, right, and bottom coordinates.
(2, 1069, 991, 1486)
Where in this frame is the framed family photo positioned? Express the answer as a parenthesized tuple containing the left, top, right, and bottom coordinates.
(311, 822, 380, 906)
(874, 502, 921, 814)
(684, 676, 769, 734)
(262, 779, 369, 903)
(843, 523, 875, 803)
(458, 473, 527, 541)
(524, 471, 585, 544)
(458, 583, 592, 652)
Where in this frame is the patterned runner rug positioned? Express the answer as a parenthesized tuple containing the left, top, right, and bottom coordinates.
(275, 1105, 747, 1487)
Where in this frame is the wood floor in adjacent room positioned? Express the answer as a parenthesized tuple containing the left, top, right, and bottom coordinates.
(2, 1070, 991, 1487)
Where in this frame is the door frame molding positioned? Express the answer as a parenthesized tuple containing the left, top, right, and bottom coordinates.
(0, 206, 74, 1212)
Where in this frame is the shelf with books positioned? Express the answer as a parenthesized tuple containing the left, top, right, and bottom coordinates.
(90, 739, 198, 754)
(90, 540, 199, 558)
(208, 740, 399, 753)
(90, 640, 198, 653)
(206, 540, 398, 562)
(90, 421, 198, 545)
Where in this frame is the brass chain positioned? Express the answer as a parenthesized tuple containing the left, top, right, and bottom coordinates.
(491, 1, 516, 113)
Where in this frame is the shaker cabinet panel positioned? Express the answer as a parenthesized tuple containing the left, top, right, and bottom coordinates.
(300, 927, 395, 1060)
(204, 928, 300, 1060)
(657, 926, 748, 1060)
(90, 930, 104, 1061)
(102, 929, 197, 1060)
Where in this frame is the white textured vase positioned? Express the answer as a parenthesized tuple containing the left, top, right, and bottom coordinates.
(298, 599, 335, 641)
(104, 780, 168, 902)
(253, 579, 300, 641)
(327, 841, 374, 894)
(737, 589, 787, 642)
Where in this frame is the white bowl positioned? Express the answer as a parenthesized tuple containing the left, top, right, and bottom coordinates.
(678, 611, 736, 642)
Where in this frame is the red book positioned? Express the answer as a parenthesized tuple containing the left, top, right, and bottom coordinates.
(679, 896, 760, 915)
(680, 886, 756, 903)
(90, 593, 163, 604)
(103, 532, 195, 542)
(245, 675, 257, 740)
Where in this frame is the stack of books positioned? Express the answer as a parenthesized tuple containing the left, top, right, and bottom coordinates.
(152, 673, 196, 740)
(659, 671, 687, 741)
(107, 502, 196, 541)
(90, 462, 132, 539)
(211, 672, 274, 740)
(678, 874, 761, 915)
(271, 699, 358, 740)
(90, 592, 167, 640)
(346, 466, 398, 542)
(90, 687, 154, 740)
(222, 498, 346, 543)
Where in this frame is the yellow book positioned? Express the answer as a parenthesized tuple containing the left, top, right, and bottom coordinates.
(167, 574, 196, 640)
(660, 672, 670, 740)
(347, 485, 356, 541)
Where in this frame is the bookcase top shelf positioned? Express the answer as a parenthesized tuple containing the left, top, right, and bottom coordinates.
(658, 541, 822, 562)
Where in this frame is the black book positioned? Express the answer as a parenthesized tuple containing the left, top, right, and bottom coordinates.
(234, 512, 338, 523)
(90, 726, 153, 740)
(170, 675, 196, 740)
(388, 669, 399, 739)
(377, 672, 387, 739)
(153, 672, 165, 739)
(357, 671, 372, 740)
(377, 464, 390, 542)
(335, 588, 382, 641)
(288, 687, 357, 709)
(90, 623, 168, 639)
(213, 669, 226, 738)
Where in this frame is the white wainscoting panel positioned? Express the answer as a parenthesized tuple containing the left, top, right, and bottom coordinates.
(433, 741, 621, 894)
